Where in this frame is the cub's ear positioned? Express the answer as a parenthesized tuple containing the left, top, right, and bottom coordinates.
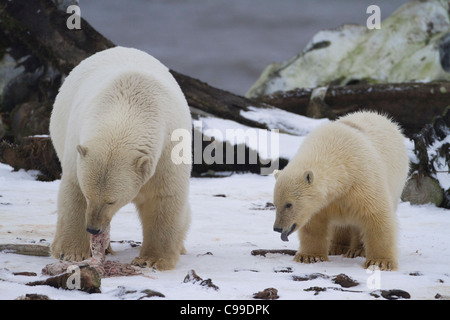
(273, 169, 281, 179)
(135, 156, 152, 179)
(77, 145, 88, 157)
(304, 170, 314, 184)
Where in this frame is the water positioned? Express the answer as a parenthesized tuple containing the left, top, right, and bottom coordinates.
(81, 0, 409, 95)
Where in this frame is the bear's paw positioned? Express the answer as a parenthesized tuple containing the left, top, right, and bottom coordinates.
(132, 256, 176, 271)
(364, 258, 397, 271)
(294, 252, 328, 264)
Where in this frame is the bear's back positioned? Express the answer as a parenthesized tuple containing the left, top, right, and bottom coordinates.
(50, 47, 185, 161)
(337, 111, 409, 207)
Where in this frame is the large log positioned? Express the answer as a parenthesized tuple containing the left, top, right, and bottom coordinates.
(0, 0, 447, 182)
(257, 82, 450, 137)
(0, 0, 273, 179)
(0, 0, 269, 130)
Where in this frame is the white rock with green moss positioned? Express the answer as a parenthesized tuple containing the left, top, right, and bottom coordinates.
(246, 0, 450, 98)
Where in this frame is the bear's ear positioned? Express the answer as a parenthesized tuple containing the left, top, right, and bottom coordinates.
(273, 169, 281, 179)
(77, 145, 88, 157)
(135, 156, 151, 179)
(304, 170, 314, 184)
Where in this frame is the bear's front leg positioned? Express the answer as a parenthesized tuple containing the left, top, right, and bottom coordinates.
(361, 209, 398, 271)
(51, 176, 90, 261)
(295, 215, 329, 264)
(132, 196, 189, 271)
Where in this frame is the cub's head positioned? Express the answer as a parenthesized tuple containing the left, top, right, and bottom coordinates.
(272, 168, 325, 242)
(76, 144, 153, 235)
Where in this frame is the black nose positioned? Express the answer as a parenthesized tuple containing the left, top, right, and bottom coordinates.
(273, 227, 282, 233)
(86, 227, 101, 235)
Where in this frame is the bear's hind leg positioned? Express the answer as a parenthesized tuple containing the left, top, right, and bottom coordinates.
(51, 176, 90, 261)
(329, 226, 351, 255)
(344, 227, 365, 258)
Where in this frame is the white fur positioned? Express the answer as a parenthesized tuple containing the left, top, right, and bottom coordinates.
(50, 47, 192, 270)
(273, 111, 409, 270)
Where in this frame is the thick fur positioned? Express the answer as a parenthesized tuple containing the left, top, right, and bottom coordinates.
(273, 111, 409, 270)
(49, 47, 192, 270)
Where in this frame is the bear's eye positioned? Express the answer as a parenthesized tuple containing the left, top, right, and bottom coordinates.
(285, 203, 292, 209)
(106, 201, 116, 206)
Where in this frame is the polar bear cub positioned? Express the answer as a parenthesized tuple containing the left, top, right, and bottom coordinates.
(49, 47, 192, 270)
(273, 111, 409, 270)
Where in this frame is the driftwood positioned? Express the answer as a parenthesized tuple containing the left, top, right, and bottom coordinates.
(257, 81, 450, 137)
(27, 265, 101, 293)
(0, 0, 270, 129)
(0, 0, 448, 181)
(0, 243, 51, 257)
(251, 249, 297, 257)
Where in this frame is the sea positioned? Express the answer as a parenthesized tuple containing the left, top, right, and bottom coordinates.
(81, 0, 409, 95)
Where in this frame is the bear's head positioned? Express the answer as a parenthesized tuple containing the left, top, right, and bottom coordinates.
(272, 167, 327, 242)
(76, 144, 153, 235)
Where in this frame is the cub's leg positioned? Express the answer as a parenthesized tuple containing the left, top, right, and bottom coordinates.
(329, 226, 351, 255)
(361, 205, 398, 271)
(295, 214, 329, 263)
(344, 227, 365, 258)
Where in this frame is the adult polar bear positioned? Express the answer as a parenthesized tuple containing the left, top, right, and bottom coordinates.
(273, 111, 409, 271)
(50, 47, 192, 270)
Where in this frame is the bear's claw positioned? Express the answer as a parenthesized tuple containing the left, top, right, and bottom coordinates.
(294, 253, 328, 264)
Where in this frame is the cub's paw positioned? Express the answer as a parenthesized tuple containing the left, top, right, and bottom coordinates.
(132, 256, 176, 271)
(328, 244, 349, 256)
(294, 252, 328, 264)
(364, 258, 397, 271)
(344, 247, 365, 258)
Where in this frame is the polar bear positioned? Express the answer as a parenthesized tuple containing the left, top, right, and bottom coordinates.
(273, 111, 409, 270)
(49, 47, 192, 270)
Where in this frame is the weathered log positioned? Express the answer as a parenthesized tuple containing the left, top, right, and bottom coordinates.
(257, 81, 450, 137)
(251, 249, 297, 257)
(0, 0, 269, 130)
(170, 70, 270, 129)
(27, 265, 101, 293)
(0, 243, 51, 257)
(0, 0, 275, 179)
(0, 137, 61, 181)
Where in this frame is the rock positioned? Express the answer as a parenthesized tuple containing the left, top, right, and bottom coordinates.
(139, 289, 165, 299)
(15, 294, 51, 300)
(253, 288, 279, 300)
(332, 273, 359, 288)
(402, 173, 444, 206)
(247, 0, 450, 98)
(371, 289, 411, 300)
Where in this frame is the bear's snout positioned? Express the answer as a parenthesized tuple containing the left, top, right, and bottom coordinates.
(86, 227, 101, 235)
(273, 223, 297, 242)
(273, 227, 283, 233)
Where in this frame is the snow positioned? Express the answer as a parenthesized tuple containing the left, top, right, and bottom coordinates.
(1, 153, 449, 299)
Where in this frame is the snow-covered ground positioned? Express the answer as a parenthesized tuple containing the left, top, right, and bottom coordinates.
(0, 126, 449, 299)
